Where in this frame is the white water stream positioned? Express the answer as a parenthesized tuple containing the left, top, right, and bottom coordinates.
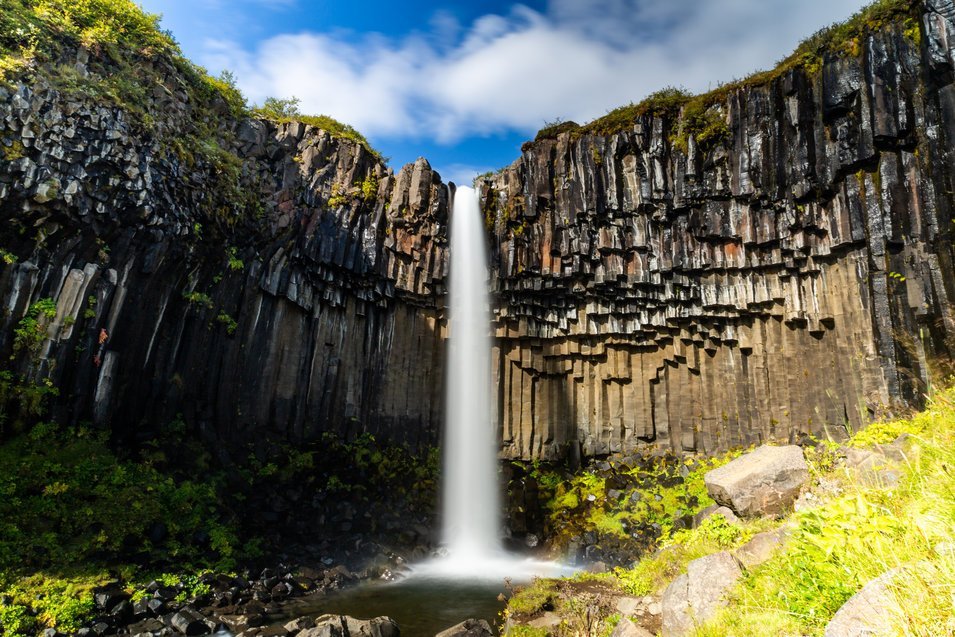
(409, 185, 572, 581)
(441, 184, 500, 559)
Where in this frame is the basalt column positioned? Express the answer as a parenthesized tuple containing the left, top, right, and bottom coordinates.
(482, 1, 955, 460)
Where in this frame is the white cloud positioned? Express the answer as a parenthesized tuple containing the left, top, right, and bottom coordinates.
(438, 163, 497, 187)
(199, 0, 870, 144)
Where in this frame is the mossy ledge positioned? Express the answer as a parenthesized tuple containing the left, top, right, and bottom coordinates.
(0, 0, 381, 158)
(529, 0, 921, 150)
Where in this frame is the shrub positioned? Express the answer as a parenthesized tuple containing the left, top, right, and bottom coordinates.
(252, 96, 382, 159)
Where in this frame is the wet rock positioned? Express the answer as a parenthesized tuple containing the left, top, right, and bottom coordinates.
(434, 618, 493, 637)
(300, 616, 399, 637)
(704, 446, 808, 517)
(283, 617, 316, 633)
(168, 608, 212, 636)
(128, 619, 165, 634)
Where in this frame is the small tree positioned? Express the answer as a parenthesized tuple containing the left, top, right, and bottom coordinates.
(253, 96, 302, 120)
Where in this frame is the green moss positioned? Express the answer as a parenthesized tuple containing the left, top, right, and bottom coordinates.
(183, 290, 213, 308)
(669, 99, 729, 154)
(226, 246, 244, 271)
(507, 578, 558, 616)
(530, 0, 917, 146)
(1, 140, 25, 161)
(216, 312, 238, 335)
(534, 119, 581, 142)
(360, 174, 379, 202)
(251, 96, 382, 159)
(538, 450, 742, 552)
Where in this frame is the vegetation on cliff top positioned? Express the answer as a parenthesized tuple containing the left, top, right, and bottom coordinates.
(532, 0, 921, 146)
(0, 0, 379, 156)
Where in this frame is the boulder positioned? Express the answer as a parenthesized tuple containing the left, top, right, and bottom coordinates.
(692, 505, 739, 527)
(342, 615, 400, 637)
(433, 618, 493, 637)
(284, 617, 317, 633)
(704, 446, 808, 517)
(824, 569, 903, 637)
(610, 618, 654, 637)
(168, 608, 212, 636)
(732, 527, 788, 570)
(661, 551, 743, 637)
(300, 615, 399, 637)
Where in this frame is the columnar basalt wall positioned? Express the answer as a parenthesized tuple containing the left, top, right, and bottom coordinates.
(4, 2, 955, 465)
(483, 1, 955, 460)
(0, 67, 451, 448)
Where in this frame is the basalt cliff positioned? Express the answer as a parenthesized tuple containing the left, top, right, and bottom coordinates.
(2, 0, 955, 463)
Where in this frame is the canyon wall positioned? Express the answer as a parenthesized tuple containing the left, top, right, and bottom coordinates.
(3, 1, 955, 462)
(0, 66, 451, 449)
(484, 0, 955, 459)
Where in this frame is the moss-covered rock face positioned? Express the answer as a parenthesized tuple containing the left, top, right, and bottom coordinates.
(0, 0, 454, 450)
(506, 451, 740, 566)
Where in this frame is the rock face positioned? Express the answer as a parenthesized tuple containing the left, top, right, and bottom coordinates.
(0, 67, 451, 449)
(482, 1, 955, 460)
(660, 551, 743, 637)
(3, 1, 955, 466)
(704, 445, 809, 517)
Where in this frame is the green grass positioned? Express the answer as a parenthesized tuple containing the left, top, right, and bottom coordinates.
(692, 387, 955, 636)
(250, 96, 382, 159)
(536, 449, 742, 553)
(507, 387, 955, 636)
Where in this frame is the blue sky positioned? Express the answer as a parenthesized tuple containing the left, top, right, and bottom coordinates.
(140, 0, 871, 185)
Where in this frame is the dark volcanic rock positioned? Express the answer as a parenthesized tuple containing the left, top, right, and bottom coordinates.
(480, 1, 955, 460)
(1, 0, 955, 471)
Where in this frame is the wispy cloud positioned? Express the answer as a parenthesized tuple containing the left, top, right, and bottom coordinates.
(200, 0, 868, 144)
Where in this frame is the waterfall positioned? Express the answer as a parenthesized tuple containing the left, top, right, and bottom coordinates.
(442, 185, 500, 559)
(409, 183, 571, 581)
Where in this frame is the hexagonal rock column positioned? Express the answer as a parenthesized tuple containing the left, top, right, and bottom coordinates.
(704, 445, 809, 517)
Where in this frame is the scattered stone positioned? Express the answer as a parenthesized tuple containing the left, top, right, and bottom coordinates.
(661, 551, 743, 637)
(615, 596, 642, 615)
(94, 588, 129, 612)
(693, 505, 740, 527)
(284, 617, 317, 633)
(528, 612, 563, 630)
(732, 528, 788, 570)
(169, 608, 211, 636)
(128, 619, 165, 634)
(824, 569, 903, 637)
(434, 618, 493, 637)
(704, 446, 809, 517)
(610, 618, 654, 637)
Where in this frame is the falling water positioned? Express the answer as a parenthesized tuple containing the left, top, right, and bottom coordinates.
(409, 184, 572, 580)
(442, 185, 500, 560)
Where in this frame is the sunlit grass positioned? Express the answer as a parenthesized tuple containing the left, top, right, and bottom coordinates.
(692, 388, 955, 636)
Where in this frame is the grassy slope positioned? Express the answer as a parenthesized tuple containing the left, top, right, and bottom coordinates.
(0, 0, 379, 156)
(504, 387, 955, 636)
